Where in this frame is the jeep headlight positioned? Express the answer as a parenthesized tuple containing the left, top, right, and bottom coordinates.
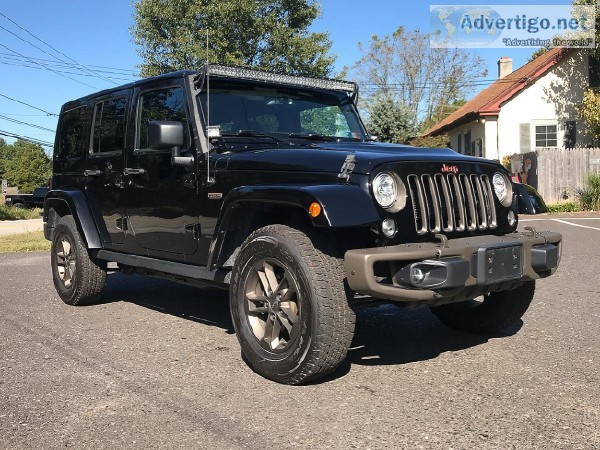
(492, 173, 512, 206)
(372, 172, 406, 212)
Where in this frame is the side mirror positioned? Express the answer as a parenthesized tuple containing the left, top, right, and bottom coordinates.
(148, 120, 184, 150)
(147, 120, 193, 167)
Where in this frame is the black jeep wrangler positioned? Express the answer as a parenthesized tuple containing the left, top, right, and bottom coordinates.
(44, 65, 562, 384)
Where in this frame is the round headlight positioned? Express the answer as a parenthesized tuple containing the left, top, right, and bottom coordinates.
(372, 172, 397, 209)
(493, 173, 511, 206)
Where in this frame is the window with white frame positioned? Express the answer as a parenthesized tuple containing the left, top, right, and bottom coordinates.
(535, 124, 557, 148)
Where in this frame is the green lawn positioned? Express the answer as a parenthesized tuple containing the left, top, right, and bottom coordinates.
(0, 231, 50, 253)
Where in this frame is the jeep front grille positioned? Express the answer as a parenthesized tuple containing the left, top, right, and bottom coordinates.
(407, 173, 497, 235)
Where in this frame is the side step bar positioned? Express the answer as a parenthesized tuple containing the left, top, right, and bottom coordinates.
(96, 250, 230, 284)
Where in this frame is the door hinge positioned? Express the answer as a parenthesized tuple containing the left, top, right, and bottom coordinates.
(185, 223, 201, 240)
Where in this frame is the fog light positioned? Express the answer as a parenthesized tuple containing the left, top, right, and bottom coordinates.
(382, 219, 397, 238)
(508, 210, 517, 227)
(410, 267, 425, 285)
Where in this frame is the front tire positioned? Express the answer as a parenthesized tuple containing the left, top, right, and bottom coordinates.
(51, 215, 106, 305)
(430, 281, 535, 334)
(230, 225, 355, 385)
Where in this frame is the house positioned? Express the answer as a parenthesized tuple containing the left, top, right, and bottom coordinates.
(426, 48, 596, 161)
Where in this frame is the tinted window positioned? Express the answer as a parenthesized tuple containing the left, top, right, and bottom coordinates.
(91, 97, 127, 154)
(136, 87, 189, 150)
(56, 106, 87, 159)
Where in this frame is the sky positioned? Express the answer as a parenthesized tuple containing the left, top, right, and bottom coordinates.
(0, 0, 577, 151)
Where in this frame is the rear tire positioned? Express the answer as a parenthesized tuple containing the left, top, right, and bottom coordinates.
(51, 215, 106, 305)
(230, 225, 355, 385)
(430, 281, 535, 334)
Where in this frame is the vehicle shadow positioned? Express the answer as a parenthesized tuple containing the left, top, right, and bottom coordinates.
(101, 272, 235, 334)
(345, 304, 522, 366)
(100, 273, 522, 381)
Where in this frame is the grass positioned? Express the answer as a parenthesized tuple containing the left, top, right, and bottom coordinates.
(0, 231, 50, 253)
(547, 202, 581, 213)
(0, 205, 43, 220)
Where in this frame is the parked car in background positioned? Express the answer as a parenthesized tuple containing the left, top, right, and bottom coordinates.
(5, 187, 49, 208)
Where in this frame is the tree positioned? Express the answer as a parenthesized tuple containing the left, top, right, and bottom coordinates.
(3, 140, 51, 193)
(353, 27, 487, 131)
(365, 94, 415, 144)
(132, 0, 335, 77)
(578, 89, 600, 145)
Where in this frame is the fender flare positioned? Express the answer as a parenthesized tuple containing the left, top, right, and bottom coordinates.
(43, 189, 105, 248)
(208, 184, 381, 269)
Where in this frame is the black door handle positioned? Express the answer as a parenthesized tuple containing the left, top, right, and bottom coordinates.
(123, 168, 146, 176)
(84, 169, 102, 177)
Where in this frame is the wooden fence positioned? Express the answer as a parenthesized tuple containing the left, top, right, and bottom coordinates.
(509, 148, 600, 204)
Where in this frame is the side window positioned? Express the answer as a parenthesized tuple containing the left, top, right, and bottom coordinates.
(136, 87, 189, 150)
(90, 97, 127, 154)
(56, 106, 87, 159)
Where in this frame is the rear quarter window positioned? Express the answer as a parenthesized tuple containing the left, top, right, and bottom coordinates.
(56, 105, 89, 160)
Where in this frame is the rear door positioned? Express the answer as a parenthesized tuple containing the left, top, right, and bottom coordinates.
(85, 90, 130, 246)
(125, 82, 198, 258)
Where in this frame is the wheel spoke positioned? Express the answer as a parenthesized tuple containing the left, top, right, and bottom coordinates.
(263, 262, 279, 295)
(246, 291, 269, 303)
(280, 287, 296, 302)
(61, 240, 71, 257)
(276, 312, 293, 333)
(248, 306, 269, 316)
(256, 270, 271, 296)
(263, 317, 274, 347)
(279, 301, 298, 324)
(275, 271, 289, 294)
(270, 316, 281, 349)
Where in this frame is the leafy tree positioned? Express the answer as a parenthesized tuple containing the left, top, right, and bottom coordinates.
(352, 27, 487, 131)
(132, 0, 335, 77)
(578, 89, 600, 144)
(366, 95, 415, 144)
(3, 140, 51, 193)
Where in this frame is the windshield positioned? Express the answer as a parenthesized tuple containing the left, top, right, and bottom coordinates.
(196, 78, 367, 147)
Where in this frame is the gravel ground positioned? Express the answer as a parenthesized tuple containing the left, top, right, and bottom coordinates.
(0, 217, 598, 449)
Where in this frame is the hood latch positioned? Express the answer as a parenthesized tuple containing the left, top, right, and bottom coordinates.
(338, 154, 356, 182)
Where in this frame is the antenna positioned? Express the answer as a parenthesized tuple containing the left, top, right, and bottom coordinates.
(205, 28, 214, 185)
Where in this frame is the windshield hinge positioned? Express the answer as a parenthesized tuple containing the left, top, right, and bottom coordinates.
(338, 154, 356, 182)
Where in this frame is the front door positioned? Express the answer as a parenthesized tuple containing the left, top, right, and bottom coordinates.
(85, 90, 130, 246)
(125, 83, 199, 258)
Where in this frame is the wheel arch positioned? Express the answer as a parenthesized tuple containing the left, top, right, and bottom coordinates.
(43, 189, 105, 248)
(207, 184, 380, 270)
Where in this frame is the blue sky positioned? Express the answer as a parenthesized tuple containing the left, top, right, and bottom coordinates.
(0, 0, 574, 150)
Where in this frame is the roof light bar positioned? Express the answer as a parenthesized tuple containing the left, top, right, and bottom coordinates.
(205, 64, 357, 94)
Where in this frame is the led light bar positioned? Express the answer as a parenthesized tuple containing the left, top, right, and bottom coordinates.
(205, 64, 357, 93)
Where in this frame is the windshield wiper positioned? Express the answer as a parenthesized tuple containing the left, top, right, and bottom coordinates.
(288, 133, 337, 142)
(221, 130, 287, 145)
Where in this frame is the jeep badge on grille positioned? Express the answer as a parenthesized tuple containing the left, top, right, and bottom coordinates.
(441, 164, 459, 173)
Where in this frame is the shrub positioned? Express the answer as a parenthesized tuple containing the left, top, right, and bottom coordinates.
(577, 173, 600, 211)
(0, 205, 43, 220)
(547, 202, 581, 213)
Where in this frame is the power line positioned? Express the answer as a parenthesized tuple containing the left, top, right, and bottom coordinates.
(0, 52, 138, 76)
(0, 129, 53, 147)
(0, 114, 55, 133)
(0, 93, 58, 116)
(0, 59, 138, 82)
(0, 43, 98, 89)
(0, 12, 119, 85)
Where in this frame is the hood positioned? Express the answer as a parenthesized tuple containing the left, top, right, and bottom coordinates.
(223, 141, 499, 175)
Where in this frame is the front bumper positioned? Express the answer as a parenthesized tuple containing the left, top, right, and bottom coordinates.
(345, 231, 562, 303)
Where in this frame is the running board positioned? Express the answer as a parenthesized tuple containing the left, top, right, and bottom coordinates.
(96, 250, 229, 284)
